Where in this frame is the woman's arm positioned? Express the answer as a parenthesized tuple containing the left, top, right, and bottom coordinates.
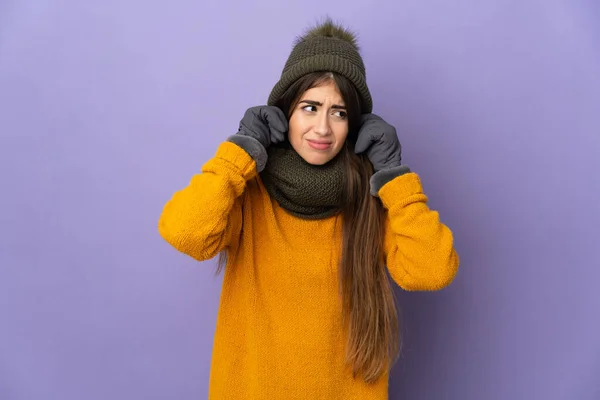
(379, 172, 459, 291)
(158, 139, 260, 261)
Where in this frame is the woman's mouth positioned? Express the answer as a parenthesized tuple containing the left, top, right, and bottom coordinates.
(307, 140, 332, 150)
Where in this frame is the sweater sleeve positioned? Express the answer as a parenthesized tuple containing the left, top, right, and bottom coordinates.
(379, 172, 459, 291)
(158, 141, 257, 261)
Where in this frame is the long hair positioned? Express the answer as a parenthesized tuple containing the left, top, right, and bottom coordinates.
(274, 72, 401, 383)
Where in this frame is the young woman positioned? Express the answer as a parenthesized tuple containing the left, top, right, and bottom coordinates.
(158, 19, 459, 400)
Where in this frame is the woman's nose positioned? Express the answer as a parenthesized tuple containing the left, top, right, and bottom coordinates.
(313, 113, 331, 136)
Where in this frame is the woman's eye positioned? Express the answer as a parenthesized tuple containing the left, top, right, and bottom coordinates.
(334, 110, 348, 119)
(302, 105, 317, 112)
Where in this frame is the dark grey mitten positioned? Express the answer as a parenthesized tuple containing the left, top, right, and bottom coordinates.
(227, 105, 288, 172)
(236, 106, 288, 149)
(227, 134, 268, 172)
(355, 113, 410, 196)
(355, 114, 402, 171)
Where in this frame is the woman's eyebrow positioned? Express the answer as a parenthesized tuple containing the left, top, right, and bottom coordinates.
(299, 99, 346, 109)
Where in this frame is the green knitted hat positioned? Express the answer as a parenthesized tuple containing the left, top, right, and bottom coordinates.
(267, 18, 373, 113)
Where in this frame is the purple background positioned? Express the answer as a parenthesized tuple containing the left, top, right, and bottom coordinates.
(1, 1, 599, 399)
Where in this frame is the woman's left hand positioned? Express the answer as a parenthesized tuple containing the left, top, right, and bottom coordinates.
(354, 114, 402, 172)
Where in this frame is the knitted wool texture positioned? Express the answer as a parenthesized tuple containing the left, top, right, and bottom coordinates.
(267, 19, 373, 113)
(158, 142, 459, 399)
(260, 142, 346, 219)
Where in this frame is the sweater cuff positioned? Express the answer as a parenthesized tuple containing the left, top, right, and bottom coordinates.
(206, 141, 259, 182)
(370, 165, 411, 197)
(377, 172, 425, 210)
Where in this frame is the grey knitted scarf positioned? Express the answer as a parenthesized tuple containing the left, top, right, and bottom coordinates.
(260, 142, 345, 219)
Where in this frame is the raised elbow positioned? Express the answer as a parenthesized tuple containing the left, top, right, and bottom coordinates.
(392, 248, 460, 292)
(430, 249, 460, 290)
(157, 212, 211, 262)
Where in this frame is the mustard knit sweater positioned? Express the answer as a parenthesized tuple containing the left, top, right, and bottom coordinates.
(158, 141, 459, 399)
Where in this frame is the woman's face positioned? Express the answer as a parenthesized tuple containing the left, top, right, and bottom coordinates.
(287, 80, 349, 165)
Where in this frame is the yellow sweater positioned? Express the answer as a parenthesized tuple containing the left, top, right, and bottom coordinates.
(158, 141, 459, 399)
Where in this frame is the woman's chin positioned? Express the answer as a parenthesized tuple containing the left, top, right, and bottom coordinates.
(297, 149, 335, 166)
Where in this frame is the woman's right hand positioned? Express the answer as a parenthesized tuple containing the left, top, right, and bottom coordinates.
(237, 106, 288, 149)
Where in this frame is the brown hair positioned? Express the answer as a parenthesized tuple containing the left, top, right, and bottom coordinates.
(274, 72, 401, 383)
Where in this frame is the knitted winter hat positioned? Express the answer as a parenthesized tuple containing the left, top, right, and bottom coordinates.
(267, 18, 373, 113)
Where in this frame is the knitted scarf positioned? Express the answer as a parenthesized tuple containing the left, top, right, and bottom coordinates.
(260, 142, 345, 219)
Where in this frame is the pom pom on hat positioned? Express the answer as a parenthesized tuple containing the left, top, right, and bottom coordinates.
(294, 17, 359, 51)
